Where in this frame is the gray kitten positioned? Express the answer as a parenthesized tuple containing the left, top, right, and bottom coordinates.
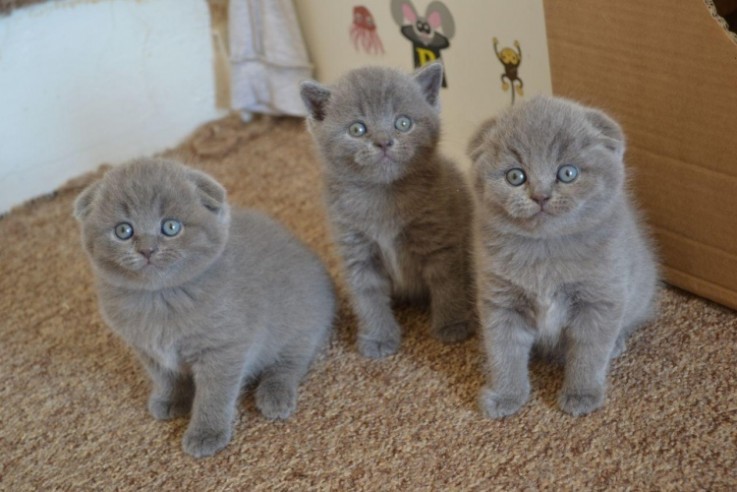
(73, 158, 336, 457)
(469, 96, 658, 417)
(300, 62, 474, 358)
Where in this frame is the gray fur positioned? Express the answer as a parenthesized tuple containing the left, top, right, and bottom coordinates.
(300, 63, 474, 358)
(469, 96, 658, 417)
(74, 158, 336, 457)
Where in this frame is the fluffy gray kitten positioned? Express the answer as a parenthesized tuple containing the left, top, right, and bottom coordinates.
(469, 96, 658, 418)
(74, 158, 336, 457)
(300, 62, 474, 358)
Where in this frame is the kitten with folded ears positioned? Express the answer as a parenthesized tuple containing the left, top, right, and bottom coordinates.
(74, 158, 336, 457)
(469, 96, 658, 417)
(300, 62, 475, 358)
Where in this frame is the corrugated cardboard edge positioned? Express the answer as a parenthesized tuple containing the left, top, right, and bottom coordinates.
(704, 0, 737, 44)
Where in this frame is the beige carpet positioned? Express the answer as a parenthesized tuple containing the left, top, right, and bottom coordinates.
(1, 115, 735, 490)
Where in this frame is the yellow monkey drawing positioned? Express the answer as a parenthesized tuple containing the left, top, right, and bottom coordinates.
(493, 37, 524, 104)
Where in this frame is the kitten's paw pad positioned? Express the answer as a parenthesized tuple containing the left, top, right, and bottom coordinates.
(256, 380, 297, 420)
(558, 390, 605, 416)
(479, 388, 527, 419)
(182, 426, 232, 458)
(357, 336, 400, 358)
(148, 397, 190, 420)
(432, 321, 473, 344)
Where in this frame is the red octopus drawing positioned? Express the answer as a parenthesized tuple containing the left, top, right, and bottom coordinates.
(350, 6, 384, 55)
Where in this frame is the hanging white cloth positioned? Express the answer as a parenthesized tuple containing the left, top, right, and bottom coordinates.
(229, 0, 312, 117)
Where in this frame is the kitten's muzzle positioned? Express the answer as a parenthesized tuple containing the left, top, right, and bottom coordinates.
(531, 194, 551, 214)
(135, 234, 159, 262)
(138, 247, 158, 260)
(373, 137, 395, 151)
(531, 194, 550, 206)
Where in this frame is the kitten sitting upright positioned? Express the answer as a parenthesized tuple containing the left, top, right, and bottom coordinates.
(469, 96, 658, 417)
(300, 62, 474, 358)
(74, 158, 336, 457)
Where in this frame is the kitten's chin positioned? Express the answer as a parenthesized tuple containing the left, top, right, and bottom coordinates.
(491, 205, 567, 238)
(95, 266, 166, 291)
(376, 162, 407, 183)
(516, 215, 561, 237)
(95, 259, 199, 291)
(503, 200, 588, 237)
(352, 156, 408, 184)
(504, 210, 597, 239)
(376, 155, 397, 167)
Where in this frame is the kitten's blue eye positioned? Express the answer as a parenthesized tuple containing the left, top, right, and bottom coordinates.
(395, 115, 412, 132)
(161, 219, 182, 237)
(348, 122, 367, 137)
(114, 222, 133, 240)
(557, 164, 579, 183)
(505, 168, 527, 186)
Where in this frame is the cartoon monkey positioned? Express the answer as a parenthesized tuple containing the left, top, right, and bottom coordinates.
(391, 0, 455, 87)
(493, 37, 523, 104)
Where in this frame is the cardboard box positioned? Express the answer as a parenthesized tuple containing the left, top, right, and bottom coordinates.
(544, 0, 737, 310)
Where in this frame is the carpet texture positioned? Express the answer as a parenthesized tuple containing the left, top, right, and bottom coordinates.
(1, 115, 736, 490)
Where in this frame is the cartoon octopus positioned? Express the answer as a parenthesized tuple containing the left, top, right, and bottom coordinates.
(350, 6, 384, 55)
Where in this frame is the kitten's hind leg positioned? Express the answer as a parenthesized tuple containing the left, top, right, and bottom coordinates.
(255, 352, 313, 420)
(136, 350, 193, 420)
(610, 333, 626, 359)
(423, 248, 474, 344)
(611, 315, 650, 359)
(612, 300, 657, 359)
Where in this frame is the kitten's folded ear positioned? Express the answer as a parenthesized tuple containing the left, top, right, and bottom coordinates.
(73, 181, 101, 221)
(586, 109, 626, 159)
(467, 117, 497, 162)
(300, 81, 331, 122)
(186, 170, 228, 215)
(413, 61, 443, 109)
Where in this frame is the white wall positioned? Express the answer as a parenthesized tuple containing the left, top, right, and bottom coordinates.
(0, 0, 225, 214)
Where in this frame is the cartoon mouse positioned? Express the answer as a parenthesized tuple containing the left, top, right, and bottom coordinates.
(390, 0, 455, 87)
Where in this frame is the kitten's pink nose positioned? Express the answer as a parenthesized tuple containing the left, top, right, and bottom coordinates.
(373, 138, 394, 150)
(531, 194, 550, 206)
(138, 247, 157, 259)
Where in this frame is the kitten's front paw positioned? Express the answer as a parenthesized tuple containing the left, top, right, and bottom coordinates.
(148, 396, 190, 421)
(558, 388, 605, 416)
(182, 425, 232, 458)
(256, 380, 297, 420)
(479, 387, 528, 419)
(357, 335, 401, 358)
(432, 321, 474, 344)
